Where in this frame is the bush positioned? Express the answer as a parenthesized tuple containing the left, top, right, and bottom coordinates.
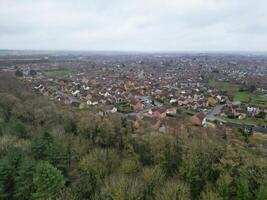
(121, 158, 140, 175)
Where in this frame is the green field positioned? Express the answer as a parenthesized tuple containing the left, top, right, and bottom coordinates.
(208, 79, 240, 96)
(178, 107, 197, 116)
(219, 116, 267, 126)
(43, 68, 77, 77)
(209, 79, 267, 108)
(234, 92, 267, 108)
(115, 102, 132, 113)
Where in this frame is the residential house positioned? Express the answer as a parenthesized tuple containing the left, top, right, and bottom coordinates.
(189, 112, 206, 126)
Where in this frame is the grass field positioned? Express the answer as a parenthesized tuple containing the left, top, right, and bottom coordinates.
(219, 116, 267, 126)
(43, 68, 77, 77)
(209, 79, 267, 108)
(234, 92, 267, 108)
(179, 107, 197, 116)
(115, 102, 131, 113)
(208, 79, 240, 96)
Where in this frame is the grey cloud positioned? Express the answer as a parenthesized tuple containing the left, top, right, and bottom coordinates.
(0, 0, 266, 51)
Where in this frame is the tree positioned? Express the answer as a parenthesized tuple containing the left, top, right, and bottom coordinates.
(48, 144, 67, 173)
(31, 131, 67, 172)
(0, 93, 19, 122)
(256, 184, 267, 200)
(236, 176, 251, 200)
(130, 138, 153, 165)
(11, 101, 35, 124)
(71, 171, 98, 200)
(77, 112, 100, 144)
(142, 166, 164, 199)
(0, 148, 26, 199)
(200, 190, 222, 200)
(216, 173, 232, 200)
(100, 175, 142, 200)
(63, 115, 77, 134)
(121, 158, 140, 175)
(10, 119, 28, 139)
(32, 162, 65, 199)
(29, 70, 37, 76)
(95, 118, 116, 149)
(156, 180, 190, 200)
(79, 148, 120, 180)
(108, 114, 128, 151)
(159, 140, 182, 176)
(179, 139, 225, 199)
(15, 70, 23, 77)
(256, 111, 266, 120)
(31, 131, 53, 160)
(14, 157, 36, 200)
(0, 122, 4, 136)
(248, 84, 256, 93)
(54, 187, 80, 200)
(77, 149, 119, 199)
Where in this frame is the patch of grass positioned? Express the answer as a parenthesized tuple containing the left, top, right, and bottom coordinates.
(234, 92, 267, 108)
(219, 116, 267, 126)
(208, 79, 240, 96)
(209, 79, 267, 108)
(43, 68, 77, 77)
(178, 107, 197, 118)
(115, 102, 131, 113)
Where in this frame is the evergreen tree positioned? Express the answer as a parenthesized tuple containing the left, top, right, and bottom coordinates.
(236, 176, 251, 200)
(256, 184, 267, 200)
(32, 162, 65, 199)
(31, 131, 67, 173)
(14, 157, 36, 200)
(11, 119, 28, 139)
(0, 148, 26, 200)
(31, 131, 53, 160)
(216, 173, 232, 200)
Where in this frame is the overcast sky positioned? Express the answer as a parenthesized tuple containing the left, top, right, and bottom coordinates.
(0, 0, 267, 52)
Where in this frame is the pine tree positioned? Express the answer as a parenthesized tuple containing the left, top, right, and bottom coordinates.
(256, 184, 267, 200)
(236, 177, 251, 200)
(0, 148, 26, 199)
(14, 157, 36, 200)
(31, 131, 53, 160)
(11, 119, 27, 139)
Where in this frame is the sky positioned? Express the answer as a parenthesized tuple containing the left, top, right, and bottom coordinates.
(0, 0, 267, 52)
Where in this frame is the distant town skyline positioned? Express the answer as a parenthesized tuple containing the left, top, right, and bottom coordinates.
(1, 0, 267, 52)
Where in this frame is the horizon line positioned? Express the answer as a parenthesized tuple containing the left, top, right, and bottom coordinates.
(1, 48, 267, 55)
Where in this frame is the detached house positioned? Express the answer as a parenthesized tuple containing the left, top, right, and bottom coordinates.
(133, 101, 144, 112)
(189, 112, 206, 126)
(166, 108, 177, 116)
(153, 107, 167, 118)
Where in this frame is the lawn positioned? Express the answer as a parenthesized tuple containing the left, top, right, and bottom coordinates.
(234, 92, 267, 108)
(182, 108, 197, 116)
(219, 116, 267, 127)
(208, 79, 240, 97)
(43, 68, 77, 77)
(209, 79, 267, 108)
(219, 116, 259, 126)
(115, 102, 132, 113)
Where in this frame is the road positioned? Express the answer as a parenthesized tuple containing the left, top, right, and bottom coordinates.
(205, 104, 225, 122)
